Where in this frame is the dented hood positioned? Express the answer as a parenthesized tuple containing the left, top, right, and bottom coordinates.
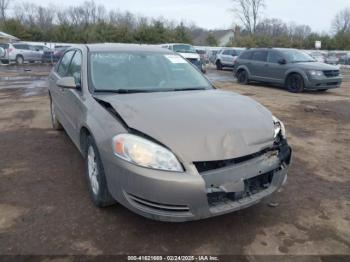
(95, 90, 275, 161)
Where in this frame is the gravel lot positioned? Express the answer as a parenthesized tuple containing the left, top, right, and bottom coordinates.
(0, 64, 349, 257)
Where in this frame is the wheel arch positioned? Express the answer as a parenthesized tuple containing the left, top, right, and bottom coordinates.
(284, 69, 308, 85)
(80, 125, 93, 158)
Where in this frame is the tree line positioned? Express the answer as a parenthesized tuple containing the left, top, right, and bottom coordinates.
(0, 0, 350, 50)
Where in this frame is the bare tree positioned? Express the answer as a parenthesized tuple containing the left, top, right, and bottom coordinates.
(332, 8, 350, 33)
(0, 0, 10, 22)
(231, 0, 265, 34)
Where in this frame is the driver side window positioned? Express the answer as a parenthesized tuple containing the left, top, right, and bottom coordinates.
(67, 51, 82, 87)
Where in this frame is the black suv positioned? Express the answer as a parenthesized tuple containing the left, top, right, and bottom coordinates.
(234, 48, 342, 92)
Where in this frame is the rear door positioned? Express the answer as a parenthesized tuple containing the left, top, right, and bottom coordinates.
(250, 50, 268, 79)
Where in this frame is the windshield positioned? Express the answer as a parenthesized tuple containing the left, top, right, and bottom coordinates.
(89, 52, 212, 93)
(172, 44, 197, 54)
(282, 49, 315, 63)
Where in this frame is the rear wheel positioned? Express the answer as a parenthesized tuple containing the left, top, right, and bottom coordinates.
(286, 73, 304, 93)
(1, 59, 9, 64)
(16, 55, 24, 65)
(85, 136, 115, 207)
(237, 69, 249, 85)
(216, 60, 223, 70)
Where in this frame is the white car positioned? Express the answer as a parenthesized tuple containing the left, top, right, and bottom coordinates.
(161, 43, 205, 73)
(215, 48, 245, 70)
(0, 43, 42, 64)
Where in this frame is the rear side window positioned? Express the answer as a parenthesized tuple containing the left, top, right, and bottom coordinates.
(57, 50, 75, 76)
(223, 49, 232, 55)
(252, 51, 267, 62)
(239, 51, 252, 60)
(268, 51, 284, 63)
(67, 51, 82, 86)
(13, 44, 29, 50)
(0, 44, 9, 49)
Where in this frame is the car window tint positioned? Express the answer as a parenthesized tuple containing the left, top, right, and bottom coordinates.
(57, 51, 75, 77)
(240, 51, 252, 60)
(268, 51, 284, 63)
(0, 43, 9, 49)
(13, 44, 28, 50)
(223, 50, 231, 55)
(252, 51, 267, 62)
(67, 51, 82, 86)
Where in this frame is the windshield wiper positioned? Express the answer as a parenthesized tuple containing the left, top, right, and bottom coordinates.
(93, 89, 154, 94)
(173, 87, 207, 92)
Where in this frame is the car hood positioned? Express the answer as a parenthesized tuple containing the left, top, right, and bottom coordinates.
(295, 62, 339, 70)
(95, 90, 275, 162)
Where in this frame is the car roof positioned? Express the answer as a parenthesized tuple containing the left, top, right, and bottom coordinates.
(86, 43, 173, 53)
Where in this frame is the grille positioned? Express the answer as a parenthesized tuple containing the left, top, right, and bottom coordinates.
(207, 171, 274, 207)
(194, 148, 271, 173)
(323, 70, 340, 77)
(126, 193, 190, 213)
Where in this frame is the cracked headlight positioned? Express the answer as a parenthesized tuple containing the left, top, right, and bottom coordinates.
(112, 134, 183, 172)
(272, 116, 286, 140)
(309, 70, 323, 77)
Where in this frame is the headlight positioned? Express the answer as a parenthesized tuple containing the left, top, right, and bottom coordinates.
(112, 134, 183, 172)
(272, 116, 286, 140)
(309, 70, 323, 77)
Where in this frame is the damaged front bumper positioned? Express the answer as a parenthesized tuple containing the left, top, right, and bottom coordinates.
(103, 139, 292, 222)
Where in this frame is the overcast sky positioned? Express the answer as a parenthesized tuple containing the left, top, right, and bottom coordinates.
(19, 0, 350, 33)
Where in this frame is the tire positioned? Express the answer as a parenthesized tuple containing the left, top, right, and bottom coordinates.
(286, 73, 304, 93)
(29, 60, 35, 63)
(50, 98, 63, 130)
(1, 59, 9, 64)
(237, 69, 249, 85)
(318, 89, 328, 92)
(216, 60, 223, 70)
(85, 135, 116, 207)
(16, 55, 24, 65)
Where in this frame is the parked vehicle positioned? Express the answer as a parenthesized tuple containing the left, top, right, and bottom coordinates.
(33, 45, 54, 63)
(195, 48, 209, 64)
(43, 46, 70, 63)
(325, 55, 339, 65)
(49, 44, 291, 222)
(234, 48, 342, 93)
(308, 51, 326, 63)
(209, 49, 220, 64)
(0, 43, 42, 64)
(215, 48, 245, 70)
(161, 43, 206, 73)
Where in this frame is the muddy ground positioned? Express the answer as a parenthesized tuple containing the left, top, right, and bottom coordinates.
(0, 64, 349, 258)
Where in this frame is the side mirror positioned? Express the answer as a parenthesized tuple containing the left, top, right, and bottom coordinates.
(0, 47, 4, 57)
(56, 77, 77, 89)
(278, 58, 287, 65)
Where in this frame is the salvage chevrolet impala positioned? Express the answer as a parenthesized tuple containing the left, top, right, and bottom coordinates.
(49, 44, 292, 222)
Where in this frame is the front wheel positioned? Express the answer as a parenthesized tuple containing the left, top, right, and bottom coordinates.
(50, 98, 63, 130)
(286, 74, 304, 93)
(85, 136, 116, 207)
